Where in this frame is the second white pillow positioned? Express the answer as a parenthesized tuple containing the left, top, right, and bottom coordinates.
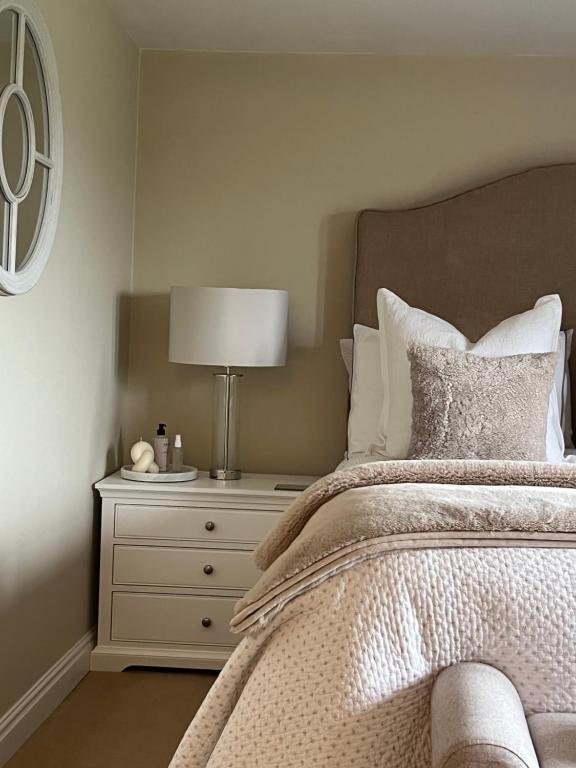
(347, 324, 385, 455)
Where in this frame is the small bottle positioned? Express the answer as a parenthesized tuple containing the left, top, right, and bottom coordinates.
(171, 434, 184, 471)
(153, 423, 169, 472)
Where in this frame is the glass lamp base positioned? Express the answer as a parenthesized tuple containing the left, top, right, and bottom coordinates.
(210, 467, 242, 480)
(210, 371, 242, 481)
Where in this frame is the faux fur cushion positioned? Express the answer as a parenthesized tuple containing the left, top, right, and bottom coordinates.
(407, 344, 558, 461)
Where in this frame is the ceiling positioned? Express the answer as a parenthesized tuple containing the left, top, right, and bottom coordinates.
(107, 0, 576, 56)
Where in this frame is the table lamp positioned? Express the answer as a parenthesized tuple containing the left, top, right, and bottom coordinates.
(169, 286, 289, 480)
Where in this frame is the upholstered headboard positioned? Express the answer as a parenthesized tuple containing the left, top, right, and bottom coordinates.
(354, 163, 576, 431)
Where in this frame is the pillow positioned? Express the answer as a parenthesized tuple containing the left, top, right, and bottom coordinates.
(346, 324, 385, 455)
(407, 344, 558, 461)
(342, 328, 573, 453)
(561, 329, 573, 448)
(377, 290, 563, 460)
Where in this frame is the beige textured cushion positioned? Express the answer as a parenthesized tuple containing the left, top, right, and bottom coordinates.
(528, 713, 576, 768)
(431, 663, 540, 768)
(407, 344, 558, 461)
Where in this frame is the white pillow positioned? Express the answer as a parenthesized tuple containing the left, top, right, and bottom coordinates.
(341, 331, 571, 451)
(559, 329, 573, 448)
(376, 290, 563, 461)
(347, 324, 385, 455)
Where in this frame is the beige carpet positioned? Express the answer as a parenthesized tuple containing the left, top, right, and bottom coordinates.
(5, 669, 217, 768)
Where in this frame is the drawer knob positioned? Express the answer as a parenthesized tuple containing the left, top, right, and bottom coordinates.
(203, 564, 214, 575)
(201, 617, 212, 628)
(204, 521, 215, 531)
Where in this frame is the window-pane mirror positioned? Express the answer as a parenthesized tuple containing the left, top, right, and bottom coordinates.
(0, 1, 62, 295)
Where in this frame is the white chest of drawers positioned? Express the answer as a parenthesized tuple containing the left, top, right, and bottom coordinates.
(91, 471, 315, 671)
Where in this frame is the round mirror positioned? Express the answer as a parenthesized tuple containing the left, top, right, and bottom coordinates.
(0, 1, 62, 296)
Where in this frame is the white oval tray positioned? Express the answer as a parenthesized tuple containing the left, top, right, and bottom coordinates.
(120, 465, 198, 483)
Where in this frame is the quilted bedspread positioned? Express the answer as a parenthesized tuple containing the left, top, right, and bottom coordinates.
(170, 460, 576, 768)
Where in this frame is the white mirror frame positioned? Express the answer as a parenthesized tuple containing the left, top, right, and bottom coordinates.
(0, 0, 62, 296)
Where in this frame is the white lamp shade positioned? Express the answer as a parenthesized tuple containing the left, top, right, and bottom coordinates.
(169, 286, 288, 367)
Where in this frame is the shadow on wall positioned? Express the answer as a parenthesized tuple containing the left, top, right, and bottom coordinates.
(90, 291, 132, 651)
(115, 292, 132, 399)
(125, 212, 358, 477)
(315, 211, 357, 349)
(102, 290, 132, 474)
(0, 543, 96, 714)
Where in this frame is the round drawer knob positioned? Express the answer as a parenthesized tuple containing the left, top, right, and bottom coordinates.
(201, 617, 212, 628)
(203, 564, 214, 575)
(204, 521, 215, 531)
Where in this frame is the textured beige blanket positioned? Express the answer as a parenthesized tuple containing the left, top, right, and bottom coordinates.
(170, 460, 576, 768)
(255, 460, 576, 569)
(234, 460, 576, 630)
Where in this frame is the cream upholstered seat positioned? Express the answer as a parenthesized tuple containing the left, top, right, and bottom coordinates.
(529, 714, 576, 768)
(431, 663, 576, 768)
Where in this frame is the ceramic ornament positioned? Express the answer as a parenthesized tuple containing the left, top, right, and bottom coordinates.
(130, 439, 156, 473)
(130, 439, 153, 463)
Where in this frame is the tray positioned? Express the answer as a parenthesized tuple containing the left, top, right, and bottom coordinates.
(120, 465, 198, 482)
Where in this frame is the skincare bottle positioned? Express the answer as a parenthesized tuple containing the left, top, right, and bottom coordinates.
(153, 423, 169, 472)
(171, 434, 184, 471)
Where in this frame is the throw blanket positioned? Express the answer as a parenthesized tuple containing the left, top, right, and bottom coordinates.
(170, 460, 576, 768)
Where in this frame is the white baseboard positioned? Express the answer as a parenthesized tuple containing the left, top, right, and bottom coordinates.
(0, 628, 95, 767)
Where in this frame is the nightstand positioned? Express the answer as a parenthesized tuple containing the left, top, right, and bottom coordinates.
(91, 471, 316, 671)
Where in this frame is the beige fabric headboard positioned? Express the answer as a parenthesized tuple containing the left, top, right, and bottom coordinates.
(354, 163, 576, 432)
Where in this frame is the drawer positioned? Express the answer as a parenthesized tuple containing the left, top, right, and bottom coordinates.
(114, 505, 279, 544)
(113, 545, 261, 590)
(111, 592, 239, 647)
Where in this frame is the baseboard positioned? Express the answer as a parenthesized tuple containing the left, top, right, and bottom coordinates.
(0, 628, 95, 767)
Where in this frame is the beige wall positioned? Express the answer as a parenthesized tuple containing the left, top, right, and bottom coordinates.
(0, 0, 138, 715)
(128, 52, 576, 477)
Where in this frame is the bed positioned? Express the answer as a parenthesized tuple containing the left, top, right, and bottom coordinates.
(170, 165, 576, 768)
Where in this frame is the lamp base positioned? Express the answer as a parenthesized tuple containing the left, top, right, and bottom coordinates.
(210, 371, 242, 481)
(210, 467, 242, 480)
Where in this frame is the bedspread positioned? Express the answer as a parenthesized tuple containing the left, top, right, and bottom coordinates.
(170, 460, 576, 768)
